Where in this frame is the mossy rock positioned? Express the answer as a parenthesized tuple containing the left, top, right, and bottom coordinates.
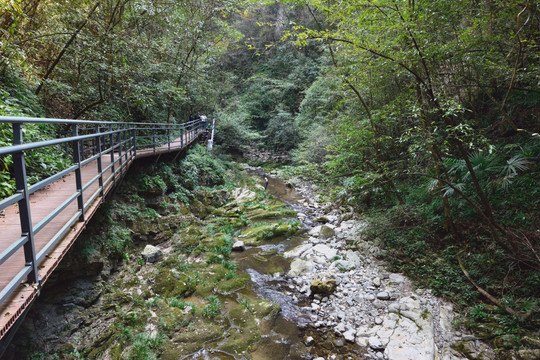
(190, 199, 211, 218)
(172, 318, 225, 344)
(216, 274, 250, 294)
(157, 304, 193, 332)
(219, 306, 261, 355)
(249, 300, 281, 319)
(240, 222, 299, 245)
(153, 269, 195, 298)
(193, 263, 229, 297)
(172, 225, 203, 249)
(245, 208, 283, 221)
(161, 340, 184, 360)
(84, 328, 116, 358)
(212, 205, 244, 218)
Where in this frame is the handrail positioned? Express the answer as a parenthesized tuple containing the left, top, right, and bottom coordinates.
(0, 115, 207, 308)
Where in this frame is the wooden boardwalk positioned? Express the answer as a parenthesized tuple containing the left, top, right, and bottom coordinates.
(0, 130, 202, 340)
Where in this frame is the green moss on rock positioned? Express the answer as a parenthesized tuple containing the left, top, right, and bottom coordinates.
(219, 305, 261, 355)
(153, 269, 195, 298)
(249, 300, 281, 319)
(217, 274, 250, 294)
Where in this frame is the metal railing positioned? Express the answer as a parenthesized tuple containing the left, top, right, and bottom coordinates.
(0, 116, 205, 306)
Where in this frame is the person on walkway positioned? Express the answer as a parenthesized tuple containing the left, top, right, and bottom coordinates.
(201, 114, 208, 140)
(264, 176, 269, 191)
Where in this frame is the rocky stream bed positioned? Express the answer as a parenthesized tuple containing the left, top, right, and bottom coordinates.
(2, 164, 513, 360)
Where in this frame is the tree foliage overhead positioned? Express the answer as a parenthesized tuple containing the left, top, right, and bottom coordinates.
(1, 0, 246, 122)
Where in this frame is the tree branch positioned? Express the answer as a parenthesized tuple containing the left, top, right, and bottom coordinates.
(35, 1, 100, 95)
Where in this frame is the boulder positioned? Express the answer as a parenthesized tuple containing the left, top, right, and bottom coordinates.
(310, 273, 337, 295)
(232, 241, 246, 251)
(314, 216, 330, 223)
(288, 258, 314, 277)
(312, 244, 338, 259)
(319, 225, 335, 239)
(141, 245, 162, 263)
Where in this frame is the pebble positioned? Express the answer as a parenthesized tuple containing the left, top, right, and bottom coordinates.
(368, 336, 385, 350)
(344, 329, 356, 342)
(334, 338, 345, 347)
(304, 336, 315, 346)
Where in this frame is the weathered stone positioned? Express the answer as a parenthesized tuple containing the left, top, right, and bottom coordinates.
(304, 336, 315, 346)
(334, 338, 345, 347)
(319, 225, 335, 239)
(312, 244, 338, 259)
(141, 245, 162, 263)
(369, 336, 385, 350)
(310, 273, 337, 295)
(314, 216, 330, 223)
(308, 225, 322, 236)
(345, 250, 362, 266)
(288, 258, 314, 277)
(388, 273, 405, 284)
(284, 243, 312, 258)
(332, 259, 353, 271)
(376, 292, 390, 300)
(335, 322, 346, 333)
(344, 329, 356, 343)
(517, 349, 540, 360)
(373, 277, 381, 287)
(231, 241, 245, 251)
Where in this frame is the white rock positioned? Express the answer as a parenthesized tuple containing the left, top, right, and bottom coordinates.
(345, 250, 362, 266)
(344, 329, 356, 342)
(288, 258, 314, 277)
(381, 297, 437, 360)
(388, 273, 406, 284)
(356, 336, 369, 347)
(141, 245, 162, 263)
(312, 244, 338, 259)
(335, 322, 346, 333)
(231, 241, 245, 251)
(284, 243, 312, 258)
(309, 225, 322, 236)
(368, 336, 385, 350)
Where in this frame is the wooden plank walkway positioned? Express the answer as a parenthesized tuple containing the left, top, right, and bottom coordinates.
(0, 130, 202, 339)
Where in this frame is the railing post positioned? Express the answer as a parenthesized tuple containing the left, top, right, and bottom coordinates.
(12, 123, 39, 284)
(132, 127, 137, 158)
(180, 127, 184, 149)
(118, 128, 123, 178)
(96, 125, 104, 200)
(72, 124, 85, 222)
(152, 127, 156, 154)
(167, 125, 171, 152)
(109, 124, 116, 187)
